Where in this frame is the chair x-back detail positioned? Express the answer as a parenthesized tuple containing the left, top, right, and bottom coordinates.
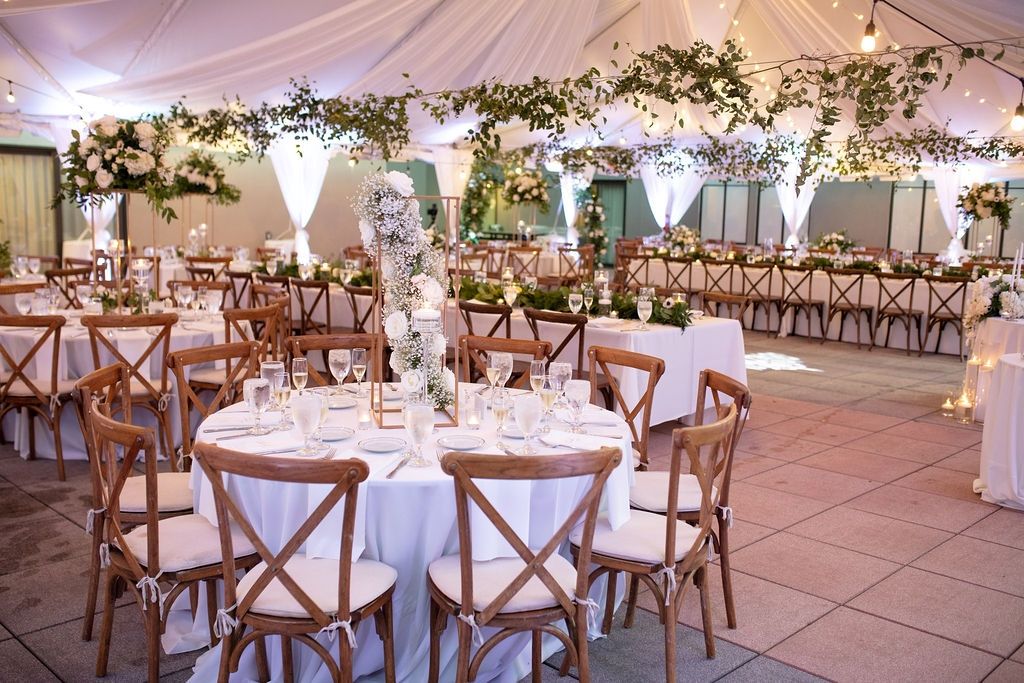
(923, 274, 968, 358)
(702, 260, 735, 296)
(507, 247, 542, 280)
(288, 333, 380, 387)
(224, 305, 280, 362)
(167, 280, 230, 306)
(621, 254, 651, 290)
(0, 282, 44, 313)
(588, 346, 664, 471)
(700, 292, 751, 322)
(872, 272, 923, 356)
(663, 258, 696, 302)
(291, 278, 332, 335)
(46, 267, 94, 308)
(556, 245, 594, 286)
(458, 300, 512, 339)
(825, 269, 873, 349)
(225, 270, 253, 309)
(736, 262, 779, 334)
(777, 265, 826, 341)
(523, 307, 613, 409)
(458, 335, 551, 389)
(343, 284, 374, 334)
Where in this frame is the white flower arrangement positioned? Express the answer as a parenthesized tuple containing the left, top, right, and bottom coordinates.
(958, 182, 1012, 230)
(353, 171, 454, 409)
(173, 150, 240, 205)
(664, 224, 701, 252)
(963, 274, 1015, 339)
(501, 168, 550, 212)
(815, 230, 856, 253)
(575, 189, 608, 258)
(998, 289, 1024, 320)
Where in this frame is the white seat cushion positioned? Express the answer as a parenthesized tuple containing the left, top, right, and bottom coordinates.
(428, 553, 578, 613)
(632, 447, 642, 469)
(119, 513, 255, 572)
(5, 378, 76, 397)
(570, 511, 701, 564)
(120, 472, 193, 513)
(237, 555, 398, 618)
(629, 471, 718, 514)
(188, 367, 226, 385)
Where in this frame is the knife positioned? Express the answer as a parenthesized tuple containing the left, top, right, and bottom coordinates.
(385, 454, 412, 479)
(216, 431, 261, 442)
(202, 425, 251, 433)
(496, 442, 519, 457)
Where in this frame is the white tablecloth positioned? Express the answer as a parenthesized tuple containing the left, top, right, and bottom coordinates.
(975, 354, 1024, 510)
(970, 318, 1024, 419)
(185, 393, 633, 682)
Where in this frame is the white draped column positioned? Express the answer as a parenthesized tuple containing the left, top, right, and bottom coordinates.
(546, 161, 596, 243)
(638, 162, 704, 230)
(776, 162, 819, 248)
(926, 164, 985, 264)
(268, 137, 333, 264)
(429, 146, 474, 243)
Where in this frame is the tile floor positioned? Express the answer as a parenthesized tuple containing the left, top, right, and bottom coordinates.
(0, 332, 1022, 682)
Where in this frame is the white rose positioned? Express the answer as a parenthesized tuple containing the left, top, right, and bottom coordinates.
(134, 121, 156, 139)
(420, 278, 445, 306)
(358, 220, 375, 246)
(95, 169, 113, 189)
(206, 178, 217, 192)
(79, 136, 96, 153)
(91, 115, 117, 136)
(75, 175, 88, 188)
(512, 194, 521, 201)
(384, 170, 415, 197)
(442, 367, 456, 392)
(384, 311, 408, 339)
(431, 333, 447, 356)
(400, 370, 422, 394)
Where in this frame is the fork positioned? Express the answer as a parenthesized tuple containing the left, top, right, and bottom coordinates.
(319, 446, 338, 460)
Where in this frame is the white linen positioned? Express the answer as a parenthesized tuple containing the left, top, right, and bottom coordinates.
(971, 317, 1024, 419)
(268, 137, 333, 265)
(925, 165, 986, 263)
(638, 162, 703, 230)
(776, 160, 818, 248)
(975, 354, 1024, 510)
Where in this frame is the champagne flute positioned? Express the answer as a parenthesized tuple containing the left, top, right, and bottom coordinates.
(492, 389, 511, 442)
(242, 378, 272, 435)
(529, 360, 546, 393)
(292, 357, 308, 394)
(564, 379, 591, 433)
(583, 285, 594, 318)
(404, 401, 435, 468)
(291, 393, 321, 456)
(637, 297, 653, 331)
(514, 393, 542, 455)
(273, 371, 292, 431)
(352, 348, 367, 397)
(316, 391, 330, 451)
(328, 349, 351, 396)
(538, 377, 558, 433)
(568, 291, 583, 314)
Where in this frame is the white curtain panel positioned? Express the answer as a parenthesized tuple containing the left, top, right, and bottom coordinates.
(428, 146, 474, 243)
(556, 164, 595, 243)
(268, 138, 333, 264)
(638, 163, 704, 229)
(776, 160, 819, 248)
(926, 164, 986, 261)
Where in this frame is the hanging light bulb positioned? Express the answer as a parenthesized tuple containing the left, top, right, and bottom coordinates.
(347, 157, 357, 167)
(5, 81, 14, 104)
(618, 136, 627, 146)
(861, 0, 878, 52)
(1013, 79, 1024, 132)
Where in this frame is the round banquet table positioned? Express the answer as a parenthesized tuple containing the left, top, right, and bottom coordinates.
(0, 308, 244, 461)
(974, 353, 1024, 510)
(185, 388, 634, 682)
(970, 318, 1024, 420)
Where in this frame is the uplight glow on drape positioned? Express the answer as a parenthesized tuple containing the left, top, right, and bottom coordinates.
(638, 163, 704, 229)
(926, 164, 985, 263)
(776, 160, 819, 248)
(546, 161, 595, 243)
(268, 138, 333, 264)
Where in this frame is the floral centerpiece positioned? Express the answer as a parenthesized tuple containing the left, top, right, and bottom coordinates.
(815, 230, 856, 253)
(958, 183, 1012, 230)
(173, 150, 241, 205)
(575, 187, 608, 260)
(56, 116, 178, 221)
(664, 224, 701, 252)
(354, 171, 455, 409)
(962, 274, 1022, 339)
(501, 168, 550, 213)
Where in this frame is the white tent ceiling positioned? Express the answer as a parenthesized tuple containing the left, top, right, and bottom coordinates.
(1, 0, 1023, 151)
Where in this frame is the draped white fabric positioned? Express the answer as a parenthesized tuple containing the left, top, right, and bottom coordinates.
(776, 162, 819, 248)
(546, 163, 595, 243)
(429, 147, 474, 203)
(638, 163, 704, 229)
(925, 164, 986, 262)
(268, 138, 333, 264)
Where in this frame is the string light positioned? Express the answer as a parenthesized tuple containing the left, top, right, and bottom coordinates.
(5, 80, 13, 104)
(347, 157, 357, 167)
(1013, 79, 1024, 132)
(861, 0, 878, 52)
(618, 136, 627, 145)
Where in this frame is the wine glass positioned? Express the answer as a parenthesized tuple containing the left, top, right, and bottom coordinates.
(503, 285, 518, 307)
(529, 360, 546, 393)
(328, 349, 351, 396)
(637, 297, 653, 331)
(538, 377, 558, 433)
(491, 389, 511, 442)
(190, 289, 203, 320)
(267, 258, 279, 276)
(549, 362, 572, 407)
(260, 360, 285, 408)
(273, 371, 292, 431)
(292, 357, 308, 394)
(28, 257, 40, 275)
(75, 283, 93, 308)
(291, 393, 322, 456)
(514, 393, 542, 455)
(176, 285, 194, 317)
(524, 275, 538, 291)
(568, 290, 583, 314)
(583, 285, 594, 318)
(14, 256, 28, 278)
(206, 290, 223, 315)
(564, 379, 591, 433)
(492, 352, 513, 390)
(403, 401, 435, 468)
(352, 348, 367, 397)
(15, 292, 32, 316)
(242, 378, 272, 435)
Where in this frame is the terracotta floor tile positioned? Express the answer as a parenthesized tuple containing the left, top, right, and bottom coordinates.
(1013, 643, 1024, 663)
(730, 453, 788, 481)
(912, 535, 1024, 597)
(849, 566, 1024, 656)
(843, 431, 962, 464)
(843, 397, 937, 420)
(744, 409, 791, 431)
(728, 532, 898, 603)
(880, 420, 983, 449)
(985, 660, 1024, 683)
(799, 447, 924, 484)
(716, 520, 777, 556)
(802, 406, 906, 431)
(750, 395, 826, 418)
(916, 410, 984, 431)
(893, 466, 994, 504)
(787, 507, 951, 564)
(963, 509, 1024, 551)
(767, 607, 1001, 683)
(875, 388, 945, 407)
(935, 449, 982, 476)
(728, 482, 833, 530)
(743, 464, 880, 505)
(846, 485, 995, 533)
(759, 418, 872, 447)
(734, 431, 831, 461)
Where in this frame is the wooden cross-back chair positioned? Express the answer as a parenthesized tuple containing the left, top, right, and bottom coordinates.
(458, 300, 512, 338)
(735, 262, 779, 334)
(186, 256, 232, 279)
(85, 410, 258, 683)
(252, 283, 291, 353)
(65, 256, 93, 269)
(291, 278, 333, 335)
(81, 313, 178, 464)
(922, 274, 968, 358)
(225, 270, 253, 309)
(255, 247, 282, 262)
(430, 447, 622, 683)
(166, 280, 230, 306)
(24, 254, 60, 272)
(777, 265, 826, 341)
(287, 333, 380, 387)
(460, 251, 488, 274)
(223, 305, 280, 362)
(0, 314, 73, 480)
(702, 260, 735, 295)
(663, 257, 697, 304)
(572, 405, 737, 683)
(458, 335, 550, 388)
(699, 292, 751, 322)
(621, 254, 651, 290)
(0, 282, 44, 313)
(342, 244, 369, 269)
(46, 267, 93, 309)
(483, 247, 506, 278)
(871, 272, 923, 356)
(522, 307, 613, 409)
(627, 370, 751, 632)
(588, 346, 664, 470)
(193, 442, 397, 683)
(167, 341, 259, 472)
(185, 265, 217, 281)
(507, 246, 542, 280)
(343, 284, 374, 334)
(825, 269, 873, 349)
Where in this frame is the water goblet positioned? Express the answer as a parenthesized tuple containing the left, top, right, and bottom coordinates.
(328, 349, 351, 397)
(564, 379, 591, 433)
(637, 297, 653, 331)
(403, 401, 435, 468)
(206, 290, 223, 315)
(514, 393, 542, 455)
(176, 285, 194, 317)
(568, 291, 583, 314)
(242, 378, 272, 435)
(28, 257, 40, 275)
(549, 362, 572, 407)
(267, 258, 279, 276)
(492, 352, 513, 390)
(291, 393, 322, 456)
(260, 360, 285, 408)
(503, 285, 518, 307)
(15, 292, 32, 316)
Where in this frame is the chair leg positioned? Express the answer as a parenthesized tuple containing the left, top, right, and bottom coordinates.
(601, 570, 617, 635)
(281, 635, 294, 683)
(455, 615, 472, 683)
(623, 573, 641, 629)
(145, 593, 162, 683)
(52, 403, 66, 481)
(255, 636, 270, 682)
(532, 630, 542, 683)
(205, 580, 218, 645)
(818, 306, 826, 344)
(698, 566, 716, 659)
(428, 599, 444, 683)
(96, 574, 118, 677)
(81, 519, 102, 641)
(575, 610, 591, 683)
(718, 521, 737, 630)
(560, 618, 576, 677)
(27, 409, 36, 459)
(663, 593, 677, 683)
(375, 598, 397, 683)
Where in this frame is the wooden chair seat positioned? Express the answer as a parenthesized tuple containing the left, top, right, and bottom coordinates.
(116, 513, 256, 573)
(629, 472, 718, 514)
(119, 472, 194, 513)
(186, 366, 229, 386)
(832, 302, 874, 311)
(428, 553, 578, 614)
(237, 556, 398, 619)
(571, 510, 701, 564)
(5, 377, 76, 396)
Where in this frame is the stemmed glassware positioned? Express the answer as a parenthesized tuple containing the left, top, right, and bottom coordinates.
(13, 256, 29, 279)
(492, 352, 513, 390)
(267, 258, 279, 276)
(403, 401, 435, 467)
(328, 349, 352, 397)
(15, 292, 32, 316)
(491, 389, 511, 443)
(242, 378, 272, 435)
(529, 359, 546, 393)
(206, 290, 223, 315)
(583, 285, 595, 318)
(28, 257, 40, 275)
(191, 286, 205, 320)
(352, 348, 367, 397)
(292, 393, 322, 456)
(273, 371, 292, 431)
(503, 284, 518, 307)
(568, 290, 583, 314)
(538, 377, 558, 433)
(260, 361, 285, 409)
(636, 295, 653, 331)
(564, 379, 591, 433)
(177, 285, 194, 319)
(514, 393, 542, 455)
(548, 362, 572, 408)
(291, 357, 308, 395)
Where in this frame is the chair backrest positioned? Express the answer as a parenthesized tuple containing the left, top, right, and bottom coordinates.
(167, 341, 259, 464)
(224, 305, 280, 361)
(287, 333, 380, 386)
(778, 265, 816, 306)
(194, 442, 369, 631)
(621, 254, 651, 290)
(0, 282, 44, 313)
(484, 247, 506, 277)
(826, 269, 867, 312)
(737, 262, 774, 301)
(73, 363, 132, 510)
(440, 447, 621, 628)
(875, 272, 917, 317)
(225, 270, 253, 309)
(0, 314, 64, 403)
(290, 278, 331, 335)
(185, 265, 217, 281)
(64, 256, 93, 269)
(694, 370, 751, 509)
(664, 257, 694, 292)
(666, 405, 738, 572)
(522, 307, 587, 377)
(588, 346, 665, 468)
(507, 246, 542, 280)
(186, 256, 232, 279)
(46, 267, 93, 308)
(924, 274, 968, 323)
(703, 260, 735, 294)
(82, 313, 177, 401)
(458, 299, 512, 338)
(342, 284, 374, 334)
(24, 255, 60, 272)
(167, 280, 230, 306)
(701, 292, 750, 321)
(458, 335, 551, 387)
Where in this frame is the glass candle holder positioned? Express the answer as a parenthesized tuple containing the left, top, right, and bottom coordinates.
(357, 397, 372, 430)
(461, 391, 483, 429)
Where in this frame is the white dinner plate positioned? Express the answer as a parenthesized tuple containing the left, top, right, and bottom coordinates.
(321, 427, 355, 442)
(359, 437, 407, 453)
(329, 396, 357, 409)
(437, 434, 485, 450)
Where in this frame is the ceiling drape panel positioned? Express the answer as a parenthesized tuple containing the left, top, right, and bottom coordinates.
(553, 164, 595, 243)
(925, 164, 986, 262)
(776, 159, 818, 247)
(48, 121, 115, 246)
(638, 163, 703, 229)
(429, 146, 474, 242)
(268, 138, 332, 264)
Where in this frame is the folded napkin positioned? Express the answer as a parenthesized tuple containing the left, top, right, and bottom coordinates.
(542, 430, 625, 450)
(588, 316, 623, 328)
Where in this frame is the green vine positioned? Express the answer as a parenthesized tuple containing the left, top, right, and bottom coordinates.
(460, 159, 501, 240)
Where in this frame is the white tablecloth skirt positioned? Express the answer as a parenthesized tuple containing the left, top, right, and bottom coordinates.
(975, 353, 1024, 510)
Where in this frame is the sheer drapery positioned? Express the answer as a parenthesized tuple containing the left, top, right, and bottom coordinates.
(426, 146, 474, 243)
(776, 161, 819, 248)
(546, 161, 596, 243)
(0, 151, 58, 255)
(925, 164, 985, 262)
(638, 163, 704, 229)
(268, 138, 333, 264)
